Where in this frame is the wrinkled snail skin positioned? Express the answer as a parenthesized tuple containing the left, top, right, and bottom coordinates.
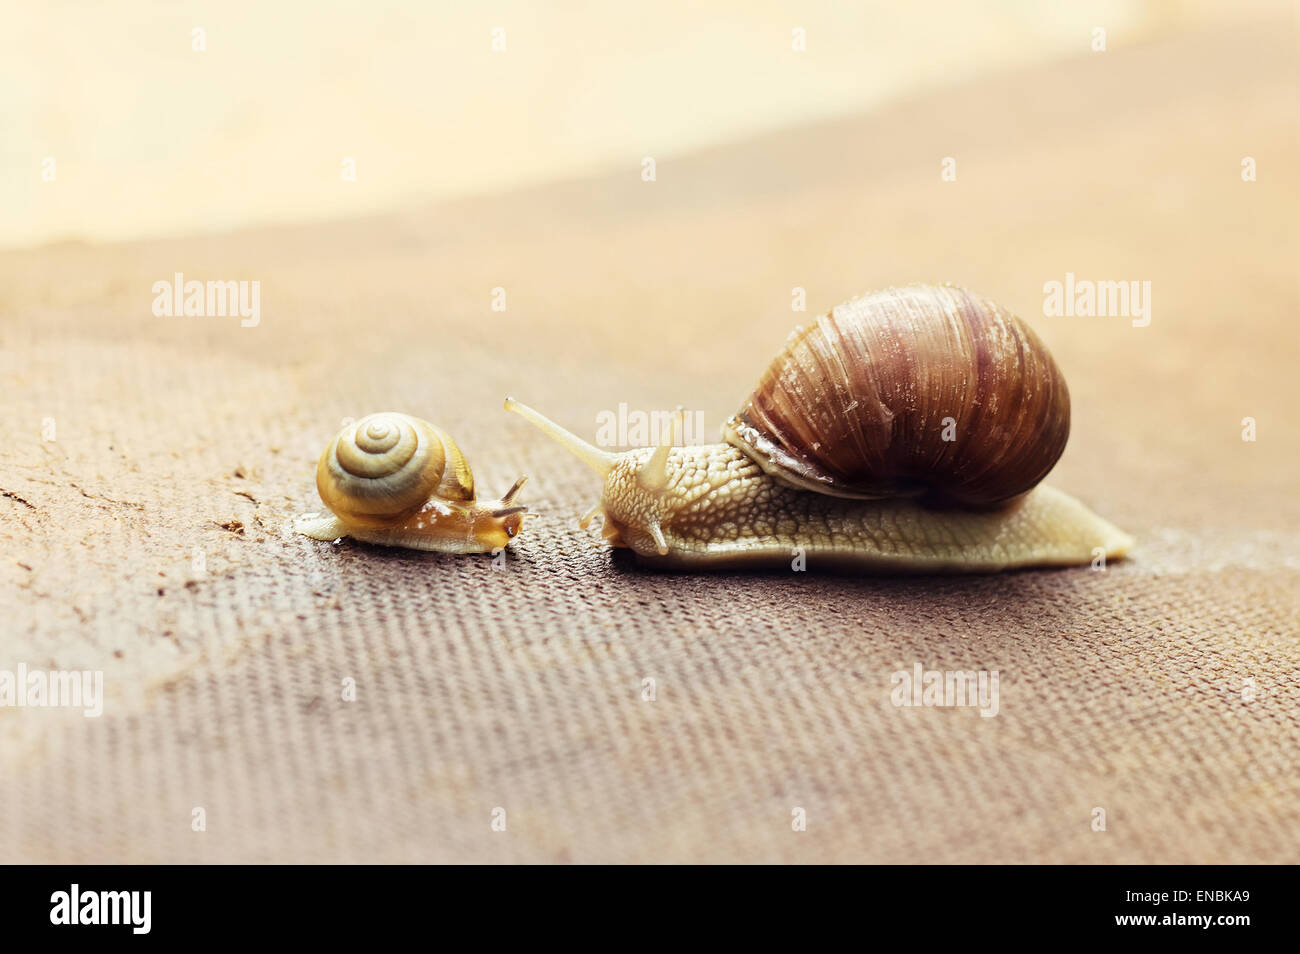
(592, 444, 1132, 572)
(503, 283, 1133, 572)
(294, 412, 528, 554)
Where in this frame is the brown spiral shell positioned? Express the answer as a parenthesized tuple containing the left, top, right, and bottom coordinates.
(722, 284, 1070, 506)
(316, 412, 475, 529)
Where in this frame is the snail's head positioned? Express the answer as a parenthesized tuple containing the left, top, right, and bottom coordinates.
(503, 398, 684, 556)
(479, 474, 530, 548)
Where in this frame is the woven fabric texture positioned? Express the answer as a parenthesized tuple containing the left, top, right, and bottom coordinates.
(1, 22, 1297, 863)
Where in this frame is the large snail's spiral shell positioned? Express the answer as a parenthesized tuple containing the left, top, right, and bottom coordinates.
(316, 412, 475, 528)
(723, 284, 1070, 506)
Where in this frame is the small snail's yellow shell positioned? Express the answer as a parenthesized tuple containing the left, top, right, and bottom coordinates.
(316, 413, 473, 529)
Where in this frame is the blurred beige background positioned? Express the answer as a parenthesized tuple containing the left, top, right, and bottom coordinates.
(1, 0, 1277, 248)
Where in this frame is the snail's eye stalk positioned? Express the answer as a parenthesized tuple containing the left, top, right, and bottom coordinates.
(504, 398, 617, 478)
(638, 405, 685, 493)
(499, 474, 528, 505)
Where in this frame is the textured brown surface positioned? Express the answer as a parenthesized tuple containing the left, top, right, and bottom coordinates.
(1, 21, 1298, 863)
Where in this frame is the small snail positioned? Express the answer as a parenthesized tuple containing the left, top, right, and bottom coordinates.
(295, 412, 529, 553)
(506, 284, 1133, 572)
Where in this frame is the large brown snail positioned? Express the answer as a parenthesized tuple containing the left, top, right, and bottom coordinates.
(295, 412, 529, 553)
(506, 284, 1133, 571)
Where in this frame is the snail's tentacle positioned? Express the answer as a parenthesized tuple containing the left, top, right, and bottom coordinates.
(646, 521, 669, 556)
(499, 474, 528, 505)
(505, 398, 616, 477)
(638, 408, 681, 494)
(579, 501, 603, 529)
